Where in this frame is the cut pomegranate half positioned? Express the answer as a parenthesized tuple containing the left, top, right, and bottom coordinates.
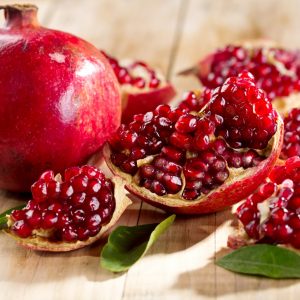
(104, 72, 284, 214)
(4, 166, 131, 251)
(229, 156, 300, 250)
(180, 41, 300, 115)
(101, 51, 176, 124)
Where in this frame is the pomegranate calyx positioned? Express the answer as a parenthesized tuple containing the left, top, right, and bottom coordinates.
(0, 4, 39, 28)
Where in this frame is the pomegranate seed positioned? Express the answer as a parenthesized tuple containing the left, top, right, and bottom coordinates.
(162, 174, 182, 194)
(149, 77, 160, 88)
(12, 220, 32, 238)
(86, 179, 101, 194)
(175, 115, 198, 133)
(31, 180, 47, 202)
(64, 166, 81, 181)
(86, 214, 102, 231)
(42, 212, 58, 229)
(62, 225, 78, 242)
(77, 227, 90, 241)
(26, 210, 42, 228)
(151, 181, 166, 196)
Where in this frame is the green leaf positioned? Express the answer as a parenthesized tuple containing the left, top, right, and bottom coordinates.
(0, 204, 26, 229)
(100, 214, 176, 272)
(216, 244, 300, 279)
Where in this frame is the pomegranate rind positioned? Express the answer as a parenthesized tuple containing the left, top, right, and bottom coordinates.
(4, 177, 131, 252)
(121, 83, 176, 124)
(104, 116, 284, 215)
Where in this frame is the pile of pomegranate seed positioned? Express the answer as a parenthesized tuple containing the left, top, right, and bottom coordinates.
(101, 50, 161, 89)
(10, 166, 115, 242)
(236, 157, 300, 248)
(178, 89, 212, 113)
(281, 108, 300, 159)
(198, 45, 300, 100)
(109, 72, 277, 200)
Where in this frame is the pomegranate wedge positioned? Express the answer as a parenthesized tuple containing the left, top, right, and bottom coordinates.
(4, 166, 131, 252)
(181, 41, 300, 115)
(229, 157, 300, 250)
(101, 51, 176, 124)
(104, 72, 284, 214)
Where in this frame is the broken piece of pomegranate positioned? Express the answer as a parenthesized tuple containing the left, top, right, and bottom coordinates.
(229, 156, 300, 250)
(101, 51, 176, 123)
(4, 166, 131, 252)
(181, 41, 300, 115)
(104, 72, 284, 214)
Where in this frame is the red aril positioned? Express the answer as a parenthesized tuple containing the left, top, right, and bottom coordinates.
(281, 108, 300, 159)
(0, 5, 121, 192)
(228, 157, 300, 250)
(180, 41, 300, 115)
(101, 51, 176, 123)
(104, 72, 284, 214)
(5, 165, 131, 252)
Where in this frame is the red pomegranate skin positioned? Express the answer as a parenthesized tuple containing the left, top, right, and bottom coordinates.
(0, 6, 121, 192)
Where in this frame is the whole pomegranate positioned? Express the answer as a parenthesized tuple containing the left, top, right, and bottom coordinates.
(229, 157, 300, 250)
(181, 41, 300, 115)
(104, 72, 283, 214)
(0, 4, 121, 192)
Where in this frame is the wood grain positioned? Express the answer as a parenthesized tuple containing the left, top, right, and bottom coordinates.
(1, 0, 300, 299)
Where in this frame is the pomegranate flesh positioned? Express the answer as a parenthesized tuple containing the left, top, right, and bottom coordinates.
(101, 51, 176, 124)
(229, 157, 300, 250)
(0, 5, 121, 192)
(181, 41, 300, 115)
(4, 165, 131, 251)
(104, 72, 284, 214)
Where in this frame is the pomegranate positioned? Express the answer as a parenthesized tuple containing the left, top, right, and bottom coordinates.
(181, 41, 300, 115)
(4, 165, 131, 251)
(0, 4, 121, 192)
(228, 157, 300, 250)
(281, 108, 300, 159)
(101, 51, 176, 124)
(104, 72, 284, 214)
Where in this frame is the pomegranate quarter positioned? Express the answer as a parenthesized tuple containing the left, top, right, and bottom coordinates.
(104, 72, 284, 214)
(182, 42, 300, 115)
(101, 51, 176, 124)
(229, 157, 300, 250)
(0, 4, 121, 192)
(5, 166, 131, 252)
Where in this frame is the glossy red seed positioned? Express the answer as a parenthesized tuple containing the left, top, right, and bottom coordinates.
(162, 174, 182, 194)
(31, 180, 48, 202)
(11, 209, 26, 221)
(42, 212, 58, 229)
(11, 220, 32, 238)
(72, 209, 85, 224)
(86, 179, 101, 195)
(86, 214, 102, 231)
(26, 210, 42, 228)
(64, 166, 81, 181)
(62, 225, 78, 242)
(85, 196, 100, 212)
(77, 227, 90, 241)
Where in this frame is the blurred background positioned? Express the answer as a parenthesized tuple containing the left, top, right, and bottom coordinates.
(1, 0, 299, 95)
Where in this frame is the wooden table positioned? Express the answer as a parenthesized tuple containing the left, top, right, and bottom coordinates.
(1, 0, 300, 299)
